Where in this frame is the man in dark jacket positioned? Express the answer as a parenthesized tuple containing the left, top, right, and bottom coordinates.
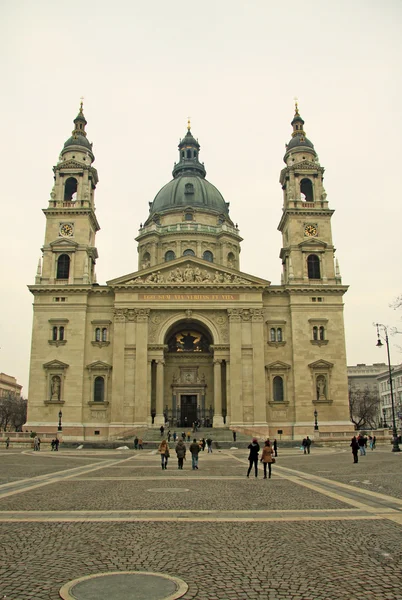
(247, 438, 260, 478)
(189, 438, 201, 469)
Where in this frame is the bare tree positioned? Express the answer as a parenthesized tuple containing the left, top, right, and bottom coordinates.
(349, 385, 380, 430)
(0, 393, 27, 431)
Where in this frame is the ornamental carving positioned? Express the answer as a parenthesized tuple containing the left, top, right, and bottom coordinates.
(113, 309, 126, 323)
(126, 264, 250, 285)
(148, 310, 171, 343)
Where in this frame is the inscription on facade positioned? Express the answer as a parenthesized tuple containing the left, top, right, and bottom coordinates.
(139, 294, 239, 301)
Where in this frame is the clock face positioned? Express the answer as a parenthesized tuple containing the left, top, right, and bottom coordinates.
(304, 224, 317, 237)
(59, 223, 74, 237)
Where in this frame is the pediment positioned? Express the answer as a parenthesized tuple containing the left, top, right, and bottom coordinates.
(86, 360, 112, 371)
(107, 256, 270, 288)
(298, 238, 327, 249)
(43, 360, 69, 370)
(49, 238, 79, 249)
(54, 159, 87, 171)
(308, 359, 333, 369)
(265, 361, 291, 371)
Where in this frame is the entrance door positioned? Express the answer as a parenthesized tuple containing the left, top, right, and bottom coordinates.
(180, 395, 197, 428)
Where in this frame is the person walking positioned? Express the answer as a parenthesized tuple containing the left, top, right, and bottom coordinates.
(232, 430, 237, 442)
(357, 434, 366, 456)
(158, 439, 170, 470)
(201, 438, 206, 451)
(138, 438, 143, 450)
(189, 438, 201, 470)
(5, 437, 10, 449)
(187, 431, 191, 442)
(167, 430, 171, 443)
(273, 438, 278, 457)
(55, 438, 60, 451)
(173, 431, 177, 442)
(175, 439, 186, 469)
(306, 436, 312, 454)
(372, 435, 376, 450)
(206, 437, 213, 453)
(302, 438, 307, 454)
(160, 425, 165, 437)
(247, 438, 260, 478)
(350, 436, 359, 463)
(134, 436, 139, 450)
(261, 439, 275, 479)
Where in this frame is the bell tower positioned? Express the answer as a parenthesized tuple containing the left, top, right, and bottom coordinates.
(37, 102, 100, 286)
(278, 103, 342, 285)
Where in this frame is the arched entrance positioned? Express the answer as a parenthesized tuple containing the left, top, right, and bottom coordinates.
(165, 322, 213, 428)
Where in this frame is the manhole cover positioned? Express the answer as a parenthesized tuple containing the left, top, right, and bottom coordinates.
(59, 571, 188, 600)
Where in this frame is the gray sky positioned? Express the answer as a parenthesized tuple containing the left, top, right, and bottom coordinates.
(1, 0, 401, 394)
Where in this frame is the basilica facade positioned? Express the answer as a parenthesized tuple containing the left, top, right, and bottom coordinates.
(26, 103, 353, 440)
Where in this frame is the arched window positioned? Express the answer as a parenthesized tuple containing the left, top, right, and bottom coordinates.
(193, 150, 197, 158)
(102, 328, 107, 342)
(94, 376, 104, 402)
(277, 328, 283, 342)
(273, 376, 284, 401)
(313, 326, 318, 341)
(64, 177, 78, 201)
(270, 328, 276, 342)
(59, 326, 64, 341)
(183, 249, 195, 257)
(186, 149, 192, 158)
(56, 254, 70, 279)
(307, 254, 320, 279)
(95, 327, 101, 342)
(203, 251, 213, 262)
(300, 178, 314, 202)
(184, 212, 193, 220)
(52, 326, 58, 341)
(165, 250, 176, 262)
(181, 151, 185, 159)
(319, 326, 325, 341)
(227, 252, 235, 266)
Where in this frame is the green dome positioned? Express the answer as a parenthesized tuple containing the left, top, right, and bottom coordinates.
(148, 174, 229, 217)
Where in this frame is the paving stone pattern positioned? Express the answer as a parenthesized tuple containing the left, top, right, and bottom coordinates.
(0, 447, 401, 599)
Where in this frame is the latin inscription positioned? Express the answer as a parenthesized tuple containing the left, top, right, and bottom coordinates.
(139, 293, 239, 301)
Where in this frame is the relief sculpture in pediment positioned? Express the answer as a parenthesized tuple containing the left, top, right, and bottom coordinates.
(126, 264, 250, 285)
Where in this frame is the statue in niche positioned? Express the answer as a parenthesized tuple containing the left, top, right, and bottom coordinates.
(316, 376, 327, 400)
(51, 376, 61, 400)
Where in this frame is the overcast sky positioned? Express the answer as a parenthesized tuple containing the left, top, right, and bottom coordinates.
(1, 0, 401, 394)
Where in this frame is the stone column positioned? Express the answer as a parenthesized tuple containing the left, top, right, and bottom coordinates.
(226, 360, 231, 425)
(228, 309, 243, 426)
(252, 309, 268, 427)
(213, 359, 224, 427)
(110, 309, 126, 425)
(147, 360, 152, 426)
(155, 359, 165, 426)
(134, 309, 150, 425)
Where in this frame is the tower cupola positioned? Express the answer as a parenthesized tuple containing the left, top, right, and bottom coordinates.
(61, 101, 94, 161)
(284, 102, 316, 163)
(172, 119, 206, 179)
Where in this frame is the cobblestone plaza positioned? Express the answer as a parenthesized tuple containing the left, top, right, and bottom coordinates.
(0, 443, 401, 599)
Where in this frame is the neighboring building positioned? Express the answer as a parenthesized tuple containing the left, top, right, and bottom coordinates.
(347, 363, 388, 394)
(0, 373, 23, 399)
(377, 364, 402, 429)
(26, 102, 353, 441)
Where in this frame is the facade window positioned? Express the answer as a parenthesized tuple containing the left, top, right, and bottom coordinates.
(64, 177, 78, 201)
(53, 326, 58, 341)
(307, 254, 320, 279)
(52, 326, 65, 341)
(102, 328, 107, 342)
(186, 149, 191, 158)
(165, 250, 176, 261)
(300, 178, 314, 202)
(184, 184, 194, 195)
(94, 376, 105, 402)
(319, 326, 325, 341)
(313, 326, 318, 341)
(270, 327, 284, 343)
(185, 212, 193, 220)
(203, 251, 213, 262)
(57, 254, 70, 279)
(59, 326, 64, 341)
(95, 327, 101, 342)
(270, 328, 276, 342)
(183, 249, 195, 256)
(277, 328, 283, 342)
(273, 376, 284, 401)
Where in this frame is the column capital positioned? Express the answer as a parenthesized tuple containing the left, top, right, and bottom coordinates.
(228, 308, 241, 322)
(135, 308, 150, 322)
(213, 359, 222, 366)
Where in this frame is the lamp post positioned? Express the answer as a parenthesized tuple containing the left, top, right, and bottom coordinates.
(58, 410, 63, 432)
(314, 409, 319, 431)
(376, 323, 400, 452)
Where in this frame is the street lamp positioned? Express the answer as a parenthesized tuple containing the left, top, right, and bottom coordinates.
(58, 410, 63, 432)
(376, 323, 400, 452)
(314, 409, 319, 431)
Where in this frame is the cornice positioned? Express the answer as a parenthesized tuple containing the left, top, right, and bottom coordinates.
(263, 285, 348, 296)
(43, 207, 100, 231)
(28, 285, 113, 295)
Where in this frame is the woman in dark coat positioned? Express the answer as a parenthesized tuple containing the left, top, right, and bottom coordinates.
(175, 439, 186, 470)
(350, 436, 359, 463)
(247, 438, 260, 478)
